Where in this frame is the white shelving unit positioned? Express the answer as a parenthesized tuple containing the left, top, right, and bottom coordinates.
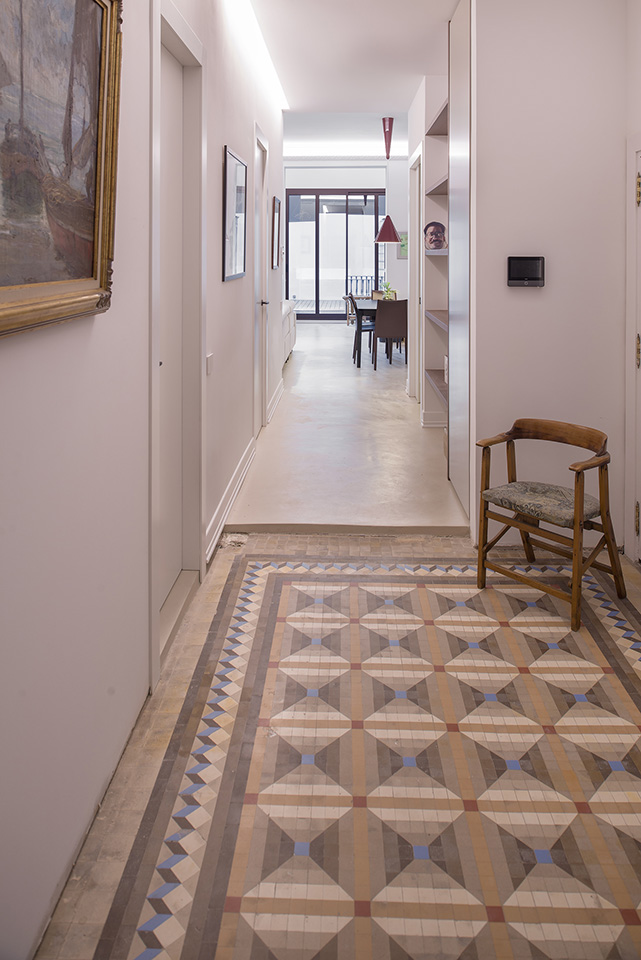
(421, 98, 449, 443)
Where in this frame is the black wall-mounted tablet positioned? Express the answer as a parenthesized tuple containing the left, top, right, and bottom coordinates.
(507, 256, 545, 287)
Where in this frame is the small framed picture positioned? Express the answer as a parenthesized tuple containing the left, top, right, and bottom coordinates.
(222, 146, 247, 281)
(271, 196, 281, 269)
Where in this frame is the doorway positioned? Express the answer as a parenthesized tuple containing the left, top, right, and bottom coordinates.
(626, 145, 641, 559)
(150, 16, 204, 686)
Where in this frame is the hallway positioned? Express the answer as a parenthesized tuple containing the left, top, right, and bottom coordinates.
(36, 531, 641, 960)
(227, 322, 468, 534)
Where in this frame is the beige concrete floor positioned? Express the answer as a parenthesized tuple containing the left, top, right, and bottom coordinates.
(226, 322, 469, 534)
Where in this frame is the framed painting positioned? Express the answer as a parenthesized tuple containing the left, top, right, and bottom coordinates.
(271, 196, 280, 269)
(0, 0, 123, 338)
(222, 146, 247, 281)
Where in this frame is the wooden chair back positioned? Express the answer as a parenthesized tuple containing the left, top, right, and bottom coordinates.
(506, 418, 608, 456)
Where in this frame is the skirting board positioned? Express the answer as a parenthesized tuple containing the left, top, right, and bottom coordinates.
(267, 378, 284, 423)
(421, 414, 447, 428)
(205, 439, 256, 562)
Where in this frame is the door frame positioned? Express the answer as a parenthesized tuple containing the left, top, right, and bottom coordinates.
(624, 134, 641, 559)
(408, 144, 423, 403)
(254, 125, 269, 437)
(149, 1, 206, 689)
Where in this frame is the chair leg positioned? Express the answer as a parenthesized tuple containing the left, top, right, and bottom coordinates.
(599, 466, 627, 599)
(603, 518, 627, 599)
(571, 522, 584, 632)
(515, 513, 538, 562)
(478, 497, 489, 589)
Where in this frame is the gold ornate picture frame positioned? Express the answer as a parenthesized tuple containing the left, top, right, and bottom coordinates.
(0, 0, 122, 338)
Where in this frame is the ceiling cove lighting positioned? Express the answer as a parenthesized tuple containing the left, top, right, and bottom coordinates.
(222, 0, 289, 110)
(375, 117, 401, 244)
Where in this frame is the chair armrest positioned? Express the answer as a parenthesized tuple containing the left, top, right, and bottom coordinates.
(476, 431, 512, 448)
(569, 453, 610, 473)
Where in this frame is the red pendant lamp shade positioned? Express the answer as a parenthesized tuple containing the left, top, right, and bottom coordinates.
(374, 215, 401, 244)
(375, 118, 400, 242)
(382, 117, 394, 159)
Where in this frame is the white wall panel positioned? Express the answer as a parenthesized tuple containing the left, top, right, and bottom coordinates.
(472, 0, 627, 541)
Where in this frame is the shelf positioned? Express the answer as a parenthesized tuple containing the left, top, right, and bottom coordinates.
(425, 249, 448, 257)
(425, 368, 448, 404)
(425, 310, 449, 332)
(425, 173, 448, 197)
(426, 100, 448, 137)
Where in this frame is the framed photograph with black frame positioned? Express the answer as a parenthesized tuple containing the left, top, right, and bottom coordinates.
(222, 146, 247, 281)
(271, 196, 281, 269)
(0, 0, 123, 339)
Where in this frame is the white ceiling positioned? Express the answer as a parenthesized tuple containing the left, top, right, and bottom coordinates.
(249, 0, 458, 151)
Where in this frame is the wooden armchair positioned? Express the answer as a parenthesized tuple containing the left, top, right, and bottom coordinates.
(477, 418, 626, 631)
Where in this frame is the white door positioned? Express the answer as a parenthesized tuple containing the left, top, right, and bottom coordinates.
(157, 44, 184, 605)
(634, 152, 641, 560)
(253, 137, 267, 436)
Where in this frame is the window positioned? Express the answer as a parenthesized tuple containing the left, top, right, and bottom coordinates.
(286, 190, 386, 318)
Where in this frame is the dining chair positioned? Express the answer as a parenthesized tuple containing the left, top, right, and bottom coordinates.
(371, 299, 408, 369)
(343, 295, 355, 326)
(477, 418, 626, 631)
(349, 293, 375, 368)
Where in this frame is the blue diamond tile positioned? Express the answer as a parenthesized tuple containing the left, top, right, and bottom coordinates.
(413, 845, 430, 860)
(534, 849, 553, 864)
(138, 914, 172, 932)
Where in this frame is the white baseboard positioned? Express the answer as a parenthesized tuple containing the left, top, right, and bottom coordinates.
(205, 439, 256, 561)
(267, 378, 284, 423)
(421, 413, 447, 428)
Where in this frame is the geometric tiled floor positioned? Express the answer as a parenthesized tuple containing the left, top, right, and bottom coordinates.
(85, 545, 641, 960)
(35, 535, 641, 960)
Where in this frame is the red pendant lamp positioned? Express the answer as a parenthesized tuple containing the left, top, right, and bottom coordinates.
(374, 215, 401, 244)
(375, 117, 401, 244)
(382, 117, 393, 159)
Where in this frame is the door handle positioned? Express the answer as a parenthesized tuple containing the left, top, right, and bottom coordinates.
(260, 300, 269, 305)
